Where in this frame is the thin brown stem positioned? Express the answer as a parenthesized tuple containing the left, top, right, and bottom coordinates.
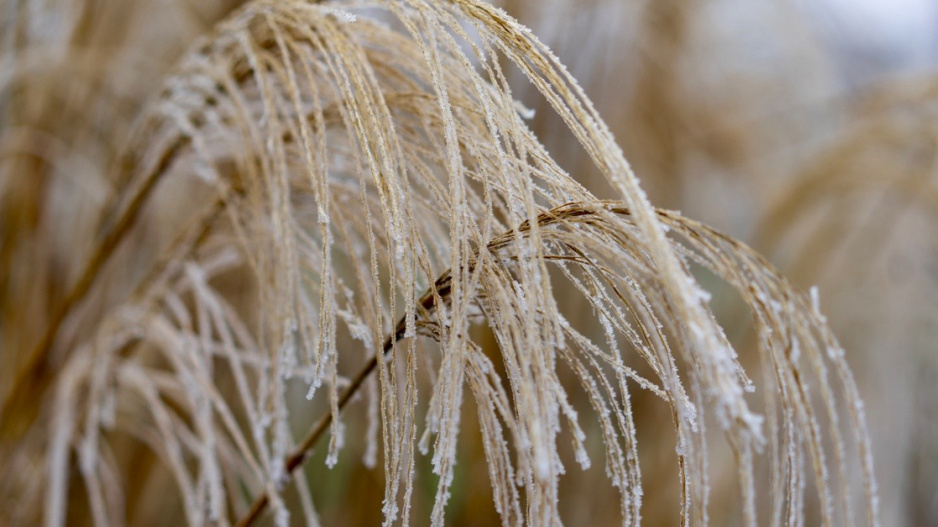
(235, 310, 414, 527)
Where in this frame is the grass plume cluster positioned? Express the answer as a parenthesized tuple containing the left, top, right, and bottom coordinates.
(0, 0, 889, 525)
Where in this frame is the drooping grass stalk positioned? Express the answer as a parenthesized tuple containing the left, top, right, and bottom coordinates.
(0, 1, 883, 526)
(235, 201, 879, 526)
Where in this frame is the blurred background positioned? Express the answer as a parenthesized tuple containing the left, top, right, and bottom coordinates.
(2, 0, 936, 525)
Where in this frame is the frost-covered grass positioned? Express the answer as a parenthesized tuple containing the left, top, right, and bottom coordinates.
(0, 0, 896, 525)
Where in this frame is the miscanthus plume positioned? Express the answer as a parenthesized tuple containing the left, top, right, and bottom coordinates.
(0, 1, 879, 526)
